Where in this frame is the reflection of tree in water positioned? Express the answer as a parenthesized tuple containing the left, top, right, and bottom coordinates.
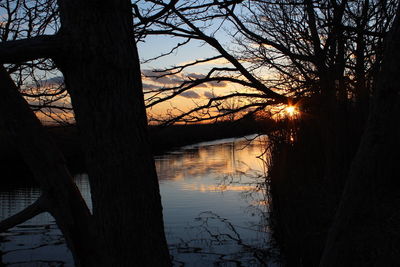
(156, 135, 268, 182)
(0, 187, 70, 266)
(0, 235, 5, 267)
(170, 143, 280, 266)
(0, 222, 68, 266)
(0, 136, 273, 266)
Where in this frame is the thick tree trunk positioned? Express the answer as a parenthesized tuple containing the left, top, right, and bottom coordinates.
(0, 0, 170, 265)
(320, 7, 400, 266)
(55, 0, 170, 265)
(0, 66, 101, 266)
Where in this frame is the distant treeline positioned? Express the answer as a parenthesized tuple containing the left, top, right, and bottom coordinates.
(0, 116, 275, 187)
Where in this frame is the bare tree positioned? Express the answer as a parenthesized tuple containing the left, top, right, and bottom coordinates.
(0, 0, 73, 125)
(132, 1, 399, 265)
(0, 1, 171, 266)
(133, 0, 395, 127)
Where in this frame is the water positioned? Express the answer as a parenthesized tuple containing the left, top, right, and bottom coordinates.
(0, 135, 278, 266)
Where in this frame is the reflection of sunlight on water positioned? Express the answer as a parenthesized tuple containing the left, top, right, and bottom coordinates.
(255, 200, 269, 206)
(1, 134, 278, 266)
(180, 183, 255, 192)
(155, 134, 269, 182)
(158, 135, 278, 266)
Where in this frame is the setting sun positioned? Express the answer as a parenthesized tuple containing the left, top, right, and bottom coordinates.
(285, 105, 298, 117)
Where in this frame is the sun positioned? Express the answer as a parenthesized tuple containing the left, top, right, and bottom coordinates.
(285, 105, 297, 117)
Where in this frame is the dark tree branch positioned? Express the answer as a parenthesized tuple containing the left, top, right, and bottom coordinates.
(304, 0, 325, 68)
(171, 7, 287, 102)
(153, 91, 279, 125)
(222, 3, 315, 63)
(141, 38, 191, 64)
(151, 55, 225, 76)
(0, 65, 95, 264)
(145, 75, 273, 108)
(0, 34, 63, 64)
(0, 195, 47, 232)
(133, 0, 179, 25)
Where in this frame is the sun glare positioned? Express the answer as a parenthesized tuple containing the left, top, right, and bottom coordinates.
(285, 105, 297, 117)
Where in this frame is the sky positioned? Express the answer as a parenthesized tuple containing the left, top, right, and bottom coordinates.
(136, 34, 243, 122)
(1, 0, 287, 124)
(30, 32, 281, 124)
(26, 33, 241, 124)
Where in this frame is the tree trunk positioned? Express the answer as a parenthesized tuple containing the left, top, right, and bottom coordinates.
(55, 0, 171, 265)
(320, 6, 400, 266)
(0, 66, 101, 266)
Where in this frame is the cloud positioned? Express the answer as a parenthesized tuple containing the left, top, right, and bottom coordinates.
(187, 73, 206, 79)
(141, 69, 230, 91)
(185, 73, 228, 88)
(204, 91, 215, 99)
(27, 76, 64, 88)
(207, 80, 227, 88)
(142, 69, 184, 85)
(44, 76, 64, 84)
(142, 83, 159, 91)
(180, 91, 201, 99)
(178, 57, 231, 67)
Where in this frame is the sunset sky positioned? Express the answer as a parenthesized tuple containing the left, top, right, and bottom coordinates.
(7, 1, 288, 125)
(137, 35, 239, 121)
(30, 33, 246, 124)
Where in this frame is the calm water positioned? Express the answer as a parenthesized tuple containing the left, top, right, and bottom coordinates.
(0, 135, 278, 266)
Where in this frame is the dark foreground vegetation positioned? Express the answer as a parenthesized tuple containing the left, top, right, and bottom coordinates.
(267, 118, 348, 266)
(266, 20, 400, 265)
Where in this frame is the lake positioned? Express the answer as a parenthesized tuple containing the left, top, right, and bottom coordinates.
(0, 135, 279, 266)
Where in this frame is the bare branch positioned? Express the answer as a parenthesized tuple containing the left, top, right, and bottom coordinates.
(133, 0, 179, 25)
(154, 92, 279, 125)
(141, 38, 191, 64)
(145, 76, 269, 108)
(0, 34, 62, 64)
(171, 7, 287, 101)
(0, 195, 46, 232)
(222, 3, 315, 63)
(151, 55, 225, 76)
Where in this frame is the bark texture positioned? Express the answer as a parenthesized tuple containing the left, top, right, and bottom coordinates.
(0, 0, 171, 266)
(320, 7, 400, 266)
(55, 0, 170, 265)
(0, 66, 100, 266)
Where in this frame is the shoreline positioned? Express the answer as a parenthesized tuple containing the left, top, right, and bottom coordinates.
(0, 119, 273, 187)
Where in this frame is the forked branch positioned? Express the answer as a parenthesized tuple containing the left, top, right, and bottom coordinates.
(0, 195, 47, 232)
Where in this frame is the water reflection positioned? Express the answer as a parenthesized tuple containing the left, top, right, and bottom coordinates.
(158, 135, 276, 266)
(0, 187, 74, 266)
(156, 137, 266, 182)
(0, 135, 277, 266)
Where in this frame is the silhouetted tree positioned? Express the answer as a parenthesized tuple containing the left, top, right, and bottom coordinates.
(320, 4, 400, 266)
(0, 1, 171, 266)
(134, 1, 399, 265)
(0, 0, 72, 124)
(135, 0, 394, 127)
